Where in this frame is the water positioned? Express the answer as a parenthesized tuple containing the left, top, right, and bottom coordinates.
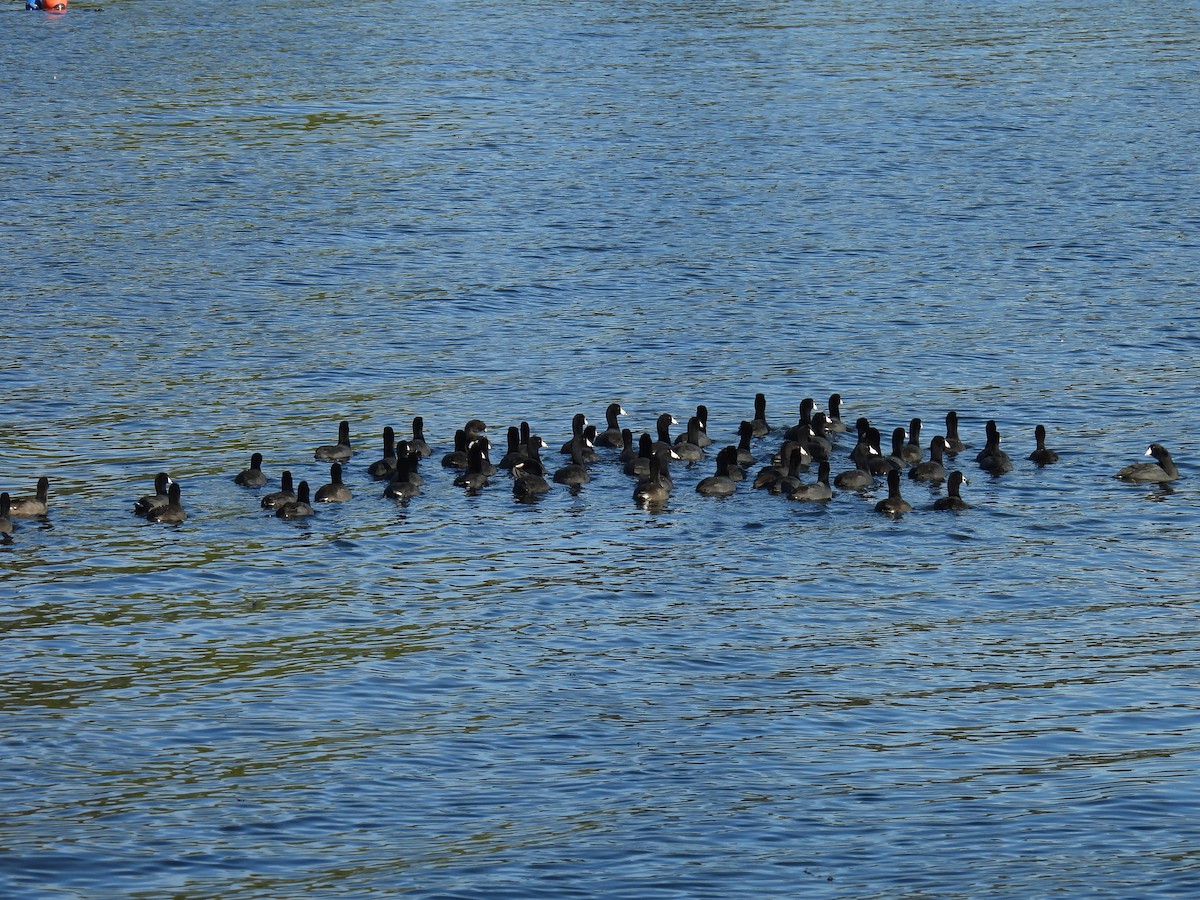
(4, 0, 1200, 896)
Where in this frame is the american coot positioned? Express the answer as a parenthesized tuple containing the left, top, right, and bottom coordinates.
(367, 427, 397, 480)
(770, 446, 809, 496)
(933, 471, 969, 510)
(691, 404, 714, 448)
(875, 470, 912, 517)
(497, 426, 525, 470)
(455, 444, 494, 494)
(673, 416, 707, 463)
(625, 433, 655, 478)
(1028, 424, 1060, 467)
(944, 410, 967, 455)
(753, 440, 799, 490)
(977, 425, 1014, 475)
(652, 413, 679, 458)
(835, 448, 877, 491)
(512, 460, 551, 500)
(315, 463, 352, 502)
(975, 420, 999, 463)
(147, 482, 187, 524)
(9, 476, 50, 517)
(901, 418, 924, 465)
(384, 452, 421, 500)
(408, 416, 433, 457)
(617, 428, 636, 463)
(789, 460, 832, 502)
(883, 426, 908, 472)
(134, 473, 174, 517)
(235, 453, 268, 487)
(553, 441, 591, 487)
(783, 397, 816, 443)
(634, 452, 671, 507)
(750, 392, 770, 438)
(277, 481, 315, 519)
(441, 430, 470, 469)
(909, 436, 949, 483)
(560, 413, 589, 455)
(464, 418, 489, 442)
(261, 471, 296, 510)
(315, 420, 353, 461)
(1115, 444, 1179, 483)
(594, 403, 627, 448)
(696, 446, 738, 497)
(804, 413, 834, 461)
(734, 421, 756, 467)
(826, 393, 850, 433)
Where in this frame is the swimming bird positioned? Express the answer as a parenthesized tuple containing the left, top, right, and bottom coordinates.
(454, 444, 493, 494)
(835, 447, 878, 491)
(514, 437, 546, 478)
(754, 440, 800, 490)
(512, 459, 551, 500)
(909, 436, 949, 483)
(1028, 424, 1060, 467)
(770, 445, 809, 495)
(0, 493, 12, 538)
(553, 441, 591, 487)
(875, 469, 912, 517)
(789, 460, 833, 502)
(633, 451, 670, 507)
(901, 418, 924, 465)
(147, 482, 186, 524)
(276, 481, 315, 519)
(803, 413, 834, 461)
(315, 462, 352, 502)
(1115, 444, 1179, 483)
(624, 433, 656, 478)
(977, 426, 1014, 475)
(734, 421, 756, 467)
(975, 420, 1000, 463)
(402, 441, 424, 486)
(261, 470, 297, 509)
(498, 426, 526, 470)
(932, 471, 969, 510)
(560, 413, 590, 455)
(408, 416, 433, 457)
(134, 473, 173, 517)
(783, 397, 816, 443)
(690, 404, 714, 448)
(441, 429, 470, 469)
(882, 426, 907, 472)
(617, 428, 636, 463)
(652, 413, 679, 458)
(384, 452, 421, 500)
(234, 453, 268, 487)
(673, 416, 707, 464)
(315, 420, 353, 461)
(944, 410, 967, 455)
(367, 427, 398, 480)
(463, 419, 489, 447)
(750, 392, 770, 438)
(696, 446, 738, 497)
(826, 393, 850, 433)
(594, 403, 627, 448)
(8, 476, 50, 517)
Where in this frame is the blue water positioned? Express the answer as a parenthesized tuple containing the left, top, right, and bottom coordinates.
(4, 1, 1200, 896)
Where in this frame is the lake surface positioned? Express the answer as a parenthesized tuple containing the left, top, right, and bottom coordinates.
(4, 0, 1200, 896)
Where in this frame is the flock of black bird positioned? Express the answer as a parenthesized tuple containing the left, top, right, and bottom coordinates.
(0, 393, 1182, 540)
